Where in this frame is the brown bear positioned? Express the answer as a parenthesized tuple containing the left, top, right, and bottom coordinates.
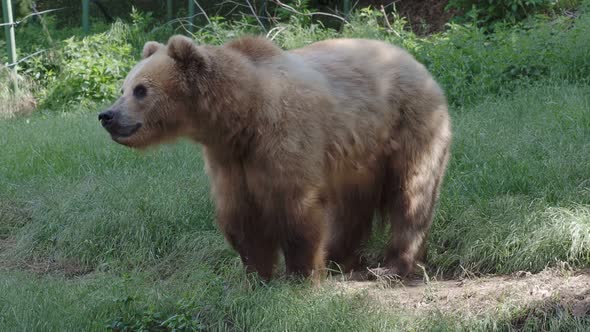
(99, 35, 452, 283)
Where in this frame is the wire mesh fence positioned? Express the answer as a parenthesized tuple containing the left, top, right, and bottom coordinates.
(2, 6, 65, 69)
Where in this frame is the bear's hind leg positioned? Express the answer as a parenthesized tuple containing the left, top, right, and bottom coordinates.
(377, 129, 450, 279)
(280, 189, 328, 283)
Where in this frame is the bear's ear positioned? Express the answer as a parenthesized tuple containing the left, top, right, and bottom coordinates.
(142, 41, 163, 59)
(166, 35, 208, 68)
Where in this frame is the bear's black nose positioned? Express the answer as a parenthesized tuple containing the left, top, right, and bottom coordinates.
(98, 110, 115, 125)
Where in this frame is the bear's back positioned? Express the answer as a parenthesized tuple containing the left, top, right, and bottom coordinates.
(291, 38, 436, 111)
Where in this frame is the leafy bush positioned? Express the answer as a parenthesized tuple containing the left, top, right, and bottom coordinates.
(37, 9, 172, 110)
(106, 298, 206, 332)
(417, 11, 590, 105)
(40, 22, 135, 109)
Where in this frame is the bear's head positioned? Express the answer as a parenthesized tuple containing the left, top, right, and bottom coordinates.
(98, 35, 210, 149)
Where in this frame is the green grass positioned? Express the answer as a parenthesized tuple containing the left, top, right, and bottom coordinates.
(1, 82, 589, 330)
(430, 82, 590, 275)
(0, 270, 400, 331)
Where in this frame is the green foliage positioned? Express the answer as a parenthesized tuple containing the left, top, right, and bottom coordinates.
(446, 0, 558, 27)
(39, 9, 170, 109)
(12, 0, 34, 18)
(5, 9, 174, 111)
(106, 298, 206, 332)
(431, 12, 587, 104)
(42, 23, 135, 109)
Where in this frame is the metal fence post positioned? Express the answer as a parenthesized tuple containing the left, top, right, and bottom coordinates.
(82, 0, 89, 34)
(2, 0, 17, 90)
(188, 0, 195, 33)
(167, 0, 173, 21)
(343, 0, 351, 16)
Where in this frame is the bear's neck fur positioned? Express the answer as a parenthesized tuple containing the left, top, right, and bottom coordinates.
(188, 37, 283, 161)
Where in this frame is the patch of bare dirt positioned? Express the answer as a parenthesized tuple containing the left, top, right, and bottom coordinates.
(331, 267, 590, 318)
(0, 237, 92, 278)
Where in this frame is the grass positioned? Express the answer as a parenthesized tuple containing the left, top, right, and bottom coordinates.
(0, 269, 394, 331)
(429, 82, 590, 275)
(1, 80, 589, 330)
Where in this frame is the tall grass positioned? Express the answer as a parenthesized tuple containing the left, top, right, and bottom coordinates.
(0, 66, 36, 118)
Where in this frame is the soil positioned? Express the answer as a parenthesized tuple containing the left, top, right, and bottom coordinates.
(331, 267, 590, 318)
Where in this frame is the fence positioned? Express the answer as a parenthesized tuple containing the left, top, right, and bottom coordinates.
(1, 0, 17, 89)
(1, 0, 71, 90)
(1, 0, 205, 90)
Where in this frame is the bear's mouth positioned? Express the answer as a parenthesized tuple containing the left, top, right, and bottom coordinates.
(108, 123, 142, 139)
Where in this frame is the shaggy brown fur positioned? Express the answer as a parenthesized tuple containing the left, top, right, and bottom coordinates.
(99, 35, 452, 283)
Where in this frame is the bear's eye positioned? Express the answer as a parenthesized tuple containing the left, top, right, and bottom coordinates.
(133, 84, 147, 99)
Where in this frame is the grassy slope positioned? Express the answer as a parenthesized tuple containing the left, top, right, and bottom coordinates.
(0, 82, 589, 330)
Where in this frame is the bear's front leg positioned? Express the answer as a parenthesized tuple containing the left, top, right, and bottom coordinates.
(218, 206, 279, 281)
(207, 164, 279, 281)
(281, 188, 328, 283)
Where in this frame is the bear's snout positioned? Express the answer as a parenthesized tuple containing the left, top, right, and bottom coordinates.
(98, 109, 142, 139)
(98, 110, 115, 126)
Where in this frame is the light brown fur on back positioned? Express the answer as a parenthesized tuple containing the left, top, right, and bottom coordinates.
(224, 35, 283, 61)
